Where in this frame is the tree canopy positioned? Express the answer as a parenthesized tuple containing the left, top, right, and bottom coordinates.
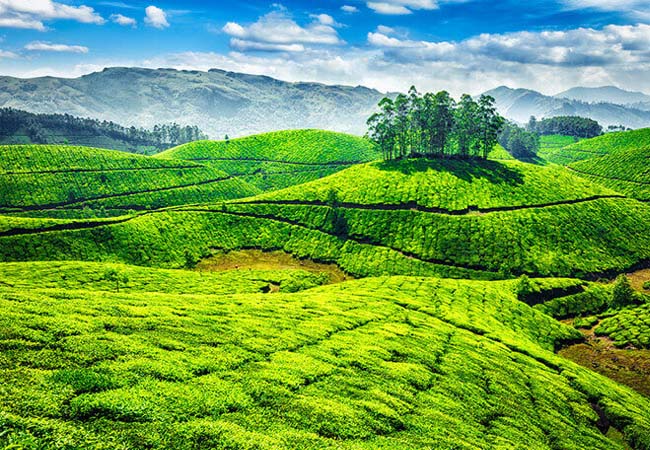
(367, 87, 505, 161)
(0, 108, 208, 153)
(528, 115, 603, 138)
(498, 122, 540, 158)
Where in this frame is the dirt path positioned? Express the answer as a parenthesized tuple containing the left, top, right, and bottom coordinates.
(559, 320, 650, 397)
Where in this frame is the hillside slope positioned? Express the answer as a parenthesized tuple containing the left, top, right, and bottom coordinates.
(0, 144, 259, 216)
(1, 158, 648, 279)
(569, 146, 650, 201)
(0, 67, 385, 138)
(157, 130, 380, 192)
(1, 265, 650, 449)
(537, 128, 650, 165)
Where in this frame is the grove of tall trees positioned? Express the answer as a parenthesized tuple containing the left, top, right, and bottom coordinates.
(366, 87, 505, 161)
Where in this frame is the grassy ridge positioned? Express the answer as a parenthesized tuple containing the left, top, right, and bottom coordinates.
(227, 198, 650, 277)
(157, 130, 381, 193)
(250, 159, 618, 210)
(537, 135, 581, 165)
(158, 130, 380, 164)
(569, 146, 650, 201)
(542, 128, 650, 165)
(2, 193, 650, 279)
(0, 210, 498, 280)
(1, 268, 650, 449)
(0, 144, 260, 215)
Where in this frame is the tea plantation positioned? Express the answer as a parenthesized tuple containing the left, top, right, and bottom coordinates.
(0, 145, 260, 217)
(2, 267, 650, 449)
(157, 130, 381, 192)
(2, 128, 650, 449)
(569, 146, 650, 201)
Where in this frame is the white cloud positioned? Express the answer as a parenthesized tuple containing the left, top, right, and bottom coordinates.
(144, 5, 168, 29)
(312, 13, 335, 26)
(368, 23, 650, 67)
(0, 0, 104, 30)
(230, 39, 304, 52)
(0, 49, 17, 58)
(25, 41, 89, 53)
(367, 3, 412, 14)
(341, 5, 359, 13)
(367, 0, 438, 15)
(111, 13, 136, 27)
(560, 0, 650, 19)
(223, 10, 343, 52)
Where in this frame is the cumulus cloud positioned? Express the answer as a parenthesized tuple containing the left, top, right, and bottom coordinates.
(369, 23, 650, 67)
(25, 41, 89, 53)
(222, 10, 343, 52)
(111, 13, 136, 27)
(144, 5, 168, 29)
(367, 0, 438, 15)
(0, 49, 17, 58)
(0, 0, 104, 30)
(341, 5, 359, 13)
(560, 0, 650, 19)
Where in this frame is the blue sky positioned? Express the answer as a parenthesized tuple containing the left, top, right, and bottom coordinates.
(1, 0, 650, 94)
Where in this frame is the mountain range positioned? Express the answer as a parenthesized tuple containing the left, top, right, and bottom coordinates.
(485, 85, 650, 128)
(2, 67, 650, 135)
(0, 67, 384, 138)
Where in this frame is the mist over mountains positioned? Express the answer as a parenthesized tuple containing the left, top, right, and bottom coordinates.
(485, 85, 650, 128)
(2, 67, 650, 136)
(0, 67, 384, 138)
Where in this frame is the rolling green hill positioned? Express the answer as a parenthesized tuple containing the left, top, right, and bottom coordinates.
(540, 128, 650, 165)
(537, 134, 580, 164)
(1, 264, 650, 449)
(250, 159, 617, 210)
(1, 157, 648, 279)
(157, 130, 381, 192)
(0, 144, 260, 217)
(568, 146, 650, 201)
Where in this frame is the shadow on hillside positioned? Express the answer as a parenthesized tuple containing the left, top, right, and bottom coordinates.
(376, 158, 525, 185)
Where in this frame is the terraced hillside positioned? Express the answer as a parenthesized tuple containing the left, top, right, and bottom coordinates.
(1, 263, 650, 449)
(157, 130, 380, 191)
(1, 157, 649, 280)
(568, 146, 650, 201)
(537, 135, 580, 164)
(0, 145, 260, 217)
(541, 128, 650, 165)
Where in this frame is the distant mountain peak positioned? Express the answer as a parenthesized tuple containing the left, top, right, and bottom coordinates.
(554, 86, 650, 105)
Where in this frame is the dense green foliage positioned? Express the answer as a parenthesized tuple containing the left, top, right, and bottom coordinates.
(1, 171, 648, 279)
(0, 261, 330, 295)
(2, 267, 650, 449)
(253, 159, 616, 210)
(528, 115, 603, 138)
(611, 275, 641, 309)
(0, 108, 207, 154)
(537, 135, 581, 164)
(367, 88, 504, 160)
(569, 145, 650, 201)
(0, 144, 259, 216)
(2, 127, 650, 449)
(155, 130, 379, 194)
(595, 302, 650, 348)
(159, 129, 379, 164)
(498, 122, 540, 158)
